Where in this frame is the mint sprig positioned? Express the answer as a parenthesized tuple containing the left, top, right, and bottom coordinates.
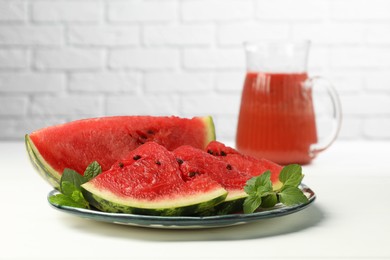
(243, 164, 309, 214)
(83, 161, 102, 180)
(48, 161, 102, 209)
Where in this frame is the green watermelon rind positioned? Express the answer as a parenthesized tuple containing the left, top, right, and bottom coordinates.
(201, 116, 216, 146)
(198, 190, 247, 216)
(81, 183, 228, 216)
(25, 134, 61, 189)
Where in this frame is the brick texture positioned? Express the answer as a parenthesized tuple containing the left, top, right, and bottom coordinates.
(0, 25, 63, 46)
(0, 1, 27, 22)
(108, 1, 176, 22)
(109, 49, 179, 69)
(0, 49, 28, 69)
(182, 0, 253, 21)
(32, 1, 103, 22)
(68, 26, 139, 46)
(34, 49, 103, 70)
(0, 0, 389, 141)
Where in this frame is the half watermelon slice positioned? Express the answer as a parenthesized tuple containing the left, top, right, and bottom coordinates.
(25, 116, 215, 189)
(81, 142, 228, 216)
(206, 141, 283, 190)
(174, 143, 284, 215)
(174, 146, 250, 200)
(173, 145, 251, 215)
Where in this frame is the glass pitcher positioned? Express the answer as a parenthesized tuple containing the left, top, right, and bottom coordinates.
(236, 40, 342, 165)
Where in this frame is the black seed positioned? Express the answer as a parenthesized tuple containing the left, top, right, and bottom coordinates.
(118, 162, 124, 168)
(220, 151, 227, 156)
(176, 158, 184, 165)
(133, 155, 141, 160)
(155, 160, 161, 165)
(136, 130, 148, 139)
(226, 164, 232, 170)
(188, 171, 198, 177)
(147, 129, 155, 135)
(207, 149, 213, 155)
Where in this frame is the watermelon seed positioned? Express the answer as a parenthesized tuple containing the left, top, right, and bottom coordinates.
(207, 149, 213, 155)
(147, 129, 155, 135)
(188, 171, 199, 177)
(226, 164, 232, 170)
(133, 155, 141, 160)
(220, 151, 227, 156)
(176, 158, 184, 165)
(136, 130, 148, 139)
(118, 162, 124, 168)
(155, 160, 161, 165)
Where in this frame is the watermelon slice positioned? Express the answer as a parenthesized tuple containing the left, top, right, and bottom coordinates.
(173, 145, 250, 201)
(173, 145, 252, 215)
(25, 116, 215, 189)
(81, 142, 228, 216)
(206, 141, 283, 190)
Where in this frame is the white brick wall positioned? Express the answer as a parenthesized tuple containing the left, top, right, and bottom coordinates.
(0, 1, 27, 22)
(0, 0, 390, 142)
(32, 1, 103, 22)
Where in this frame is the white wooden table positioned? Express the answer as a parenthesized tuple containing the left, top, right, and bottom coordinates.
(1, 141, 389, 259)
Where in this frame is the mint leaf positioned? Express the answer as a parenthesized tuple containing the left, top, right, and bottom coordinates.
(51, 167, 91, 209)
(242, 164, 309, 214)
(244, 171, 273, 195)
(243, 194, 262, 214)
(279, 187, 308, 206)
(70, 190, 89, 208)
(255, 185, 270, 197)
(243, 171, 274, 213)
(49, 194, 88, 209)
(60, 168, 85, 192)
(261, 193, 278, 208)
(255, 171, 273, 192)
(61, 181, 78, 197)
(84, 161, 102, 181)
(279, 164, 303, 188)
(244, 178, 257, 194)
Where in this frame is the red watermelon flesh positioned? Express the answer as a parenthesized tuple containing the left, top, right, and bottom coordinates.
(91, 142, 187, 199)
(81, 142, 227, 215)
(206, 141, 283, 189)
(173, 145, 251, 194)
(206, 141, 240, 156)
(27, 116, 215, 185)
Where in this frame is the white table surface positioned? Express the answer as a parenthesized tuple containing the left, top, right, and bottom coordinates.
(1, 140, 389, 260)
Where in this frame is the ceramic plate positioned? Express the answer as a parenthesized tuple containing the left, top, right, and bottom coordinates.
(48, 184, 316, 229)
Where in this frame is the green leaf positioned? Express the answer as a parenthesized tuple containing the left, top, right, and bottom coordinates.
(278, 187, 309, 206)
(255, 171, 273, 192)
(70, 190, 89, 208)
(60, 168, 85, 192)
(244, 177, 257, 195)
(54, 167, 90, 209)
(279, 164, 303, 188)
(245, 176, 257, 187)
(255, 185, 269, 197)
(244, 171, 273, 195)
(60, 181, 77, 197)
(49, 194, 88, 209)
(83, 161, 102, 181)
(243, 195, 262, 214)
(261, 193, 278, 208)
(243, 170, 276, 213)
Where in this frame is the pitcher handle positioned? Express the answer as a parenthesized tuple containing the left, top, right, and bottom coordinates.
(309, 76, 342, 159)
